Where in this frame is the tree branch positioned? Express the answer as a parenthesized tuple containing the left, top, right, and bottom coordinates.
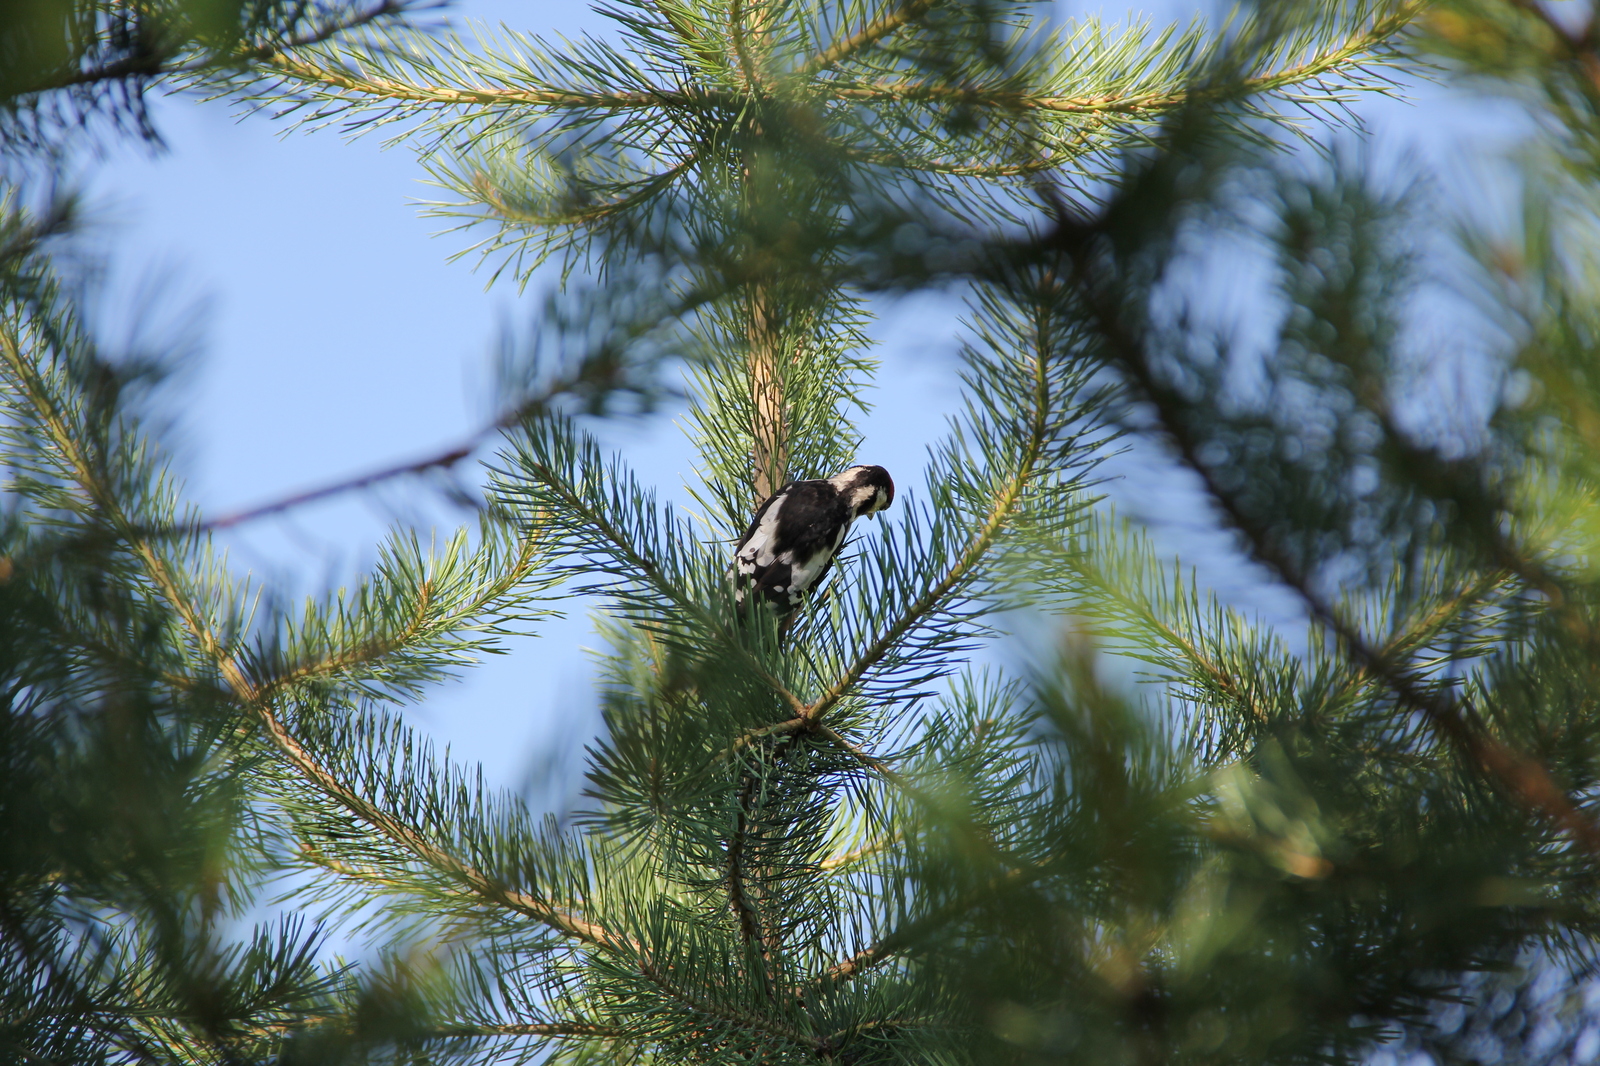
(800, 304, 1055, 725)
(0, 332, 635, 955)
(799, 0, 934, 77)
(729, 0, 762, 90)
(1048, 205, 1600, 861)
(728, 772, 772, 968)
(745, 283, 788, 502)
(262, 53, 684, 110)
(819, 866, 1032, 985)
(521, 461, 810, 717)
(259, 7, 1413, 126)
(9, 0, 407, 99)
(429, 1021, 622, 1038)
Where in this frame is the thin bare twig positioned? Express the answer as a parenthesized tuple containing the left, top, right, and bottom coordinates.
(204, 441, 477, 531)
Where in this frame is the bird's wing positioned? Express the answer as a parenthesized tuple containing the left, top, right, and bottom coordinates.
(733, 485, 789, 555)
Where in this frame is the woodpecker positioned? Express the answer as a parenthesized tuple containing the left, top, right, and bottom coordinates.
(730, 465, 895, 615)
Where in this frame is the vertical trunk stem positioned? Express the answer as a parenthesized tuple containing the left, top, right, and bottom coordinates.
(748, 282, 787, 502)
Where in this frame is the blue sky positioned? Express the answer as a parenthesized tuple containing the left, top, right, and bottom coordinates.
(84, 0, 1527, 800)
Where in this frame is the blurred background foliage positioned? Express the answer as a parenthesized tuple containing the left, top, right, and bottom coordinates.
(8, 0, 1600, 1063)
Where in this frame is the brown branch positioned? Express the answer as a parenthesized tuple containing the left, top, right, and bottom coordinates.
(821, 867, 1032, 985)
(203, 442, 476, 531)
(524, 463, 810, 717)
(1327, 568, 1514, 705)
(137, 326, 641, 538)
(0, 333, 634, 954)
(799, 298, 1055, 725)
(799, 0, 935, 77)
(729, 0, 762, 90)
(746, 284, 788, 502)
(1048, 207, 1600, 861)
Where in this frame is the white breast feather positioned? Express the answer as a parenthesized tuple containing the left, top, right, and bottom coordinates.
(785, 552, 825, 595)
(786, 520, 851, 595)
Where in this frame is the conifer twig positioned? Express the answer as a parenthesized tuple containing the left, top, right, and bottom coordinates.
(200, 441, 477, 531)
(521, 462, 810, 716)
(728, 772, 774, 978)
(729, 0, 762, 90)
(801, 324, 1054, 724)
(0, 333, 636, 956)
(141, 335, 644, 537)
(746, 285, 788, 502)
(820, 866, 1033, 984)
(431, 1022, 623, 1038)
(262, 7, 1414, 122)
(798, 0, 935, 77)
(1047, 204, 1600, 860)
(11, 0, 408, 99)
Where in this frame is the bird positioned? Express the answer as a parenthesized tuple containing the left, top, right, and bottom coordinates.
(729, 464, 895, 616)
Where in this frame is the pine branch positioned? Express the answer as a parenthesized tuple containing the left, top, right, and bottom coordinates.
(729, 0, 762, 90)
(632, 953, 826, 1052)
(10, 0, 409, 99)
(256, 529, 544, 699)
(509, 442, 809, 716)
(798, 0, 935, 77)
(1308, 593, 1600, 858)
(472, 154, 698, 230)
(0, 332, 632, 956)
(837, 144, 1068, 176)
(823, 7, 1413, 115)
(260, 52, 681, 110)
(1049, 202, 1600, 861)
(253, 5, 1413, 129)
(800, 315, 1055, 726)
(745, 284, 789, 501)
(1061, 526, 1271, 725)
(820, 866, 1034, 985)
(1327, 567, 1515, 703)
(818, 834, 899, 870)
(430, 1022, 623, 1038)
(727, 774, 770, 956)
(648, 0, 732, 76)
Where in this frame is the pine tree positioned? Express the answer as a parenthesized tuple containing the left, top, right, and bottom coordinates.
(11, 0, 1600, 1062)
(1, 0, 437, 1059)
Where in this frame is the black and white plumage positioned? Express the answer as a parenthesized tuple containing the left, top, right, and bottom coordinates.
(730, 465, 895, 614)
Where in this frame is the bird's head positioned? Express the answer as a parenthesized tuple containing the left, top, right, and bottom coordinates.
(831, 465, 895, 520)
